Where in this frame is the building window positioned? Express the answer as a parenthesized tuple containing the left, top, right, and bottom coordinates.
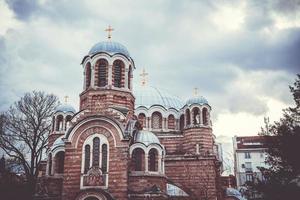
(82, 136, 109, 175)
(202, 107, 208, 125)
(84, 145, 90, 173)
(185, 109, 191, 125)
(56, 115, 63, 131)
(55, 151, 65, 174)
(152, 112, 162, 129)
(245, 152, 251, 159)
(92, 137, 100, 166)
(48, 153, 52, 175)
(246, 173, 253, 182)
(132, 148, 144, 171)
(149, 148, 158, 171)
(101, 144, 108, 173)
(167, 114, 175, 130)
(128, 65, 132, 89)
(113, 60, 123, 88)
(85, 63, 91, 88)
(245, 162, 252, 172)
(179, 114, 184, 130)
(97, 59, 107, 87)
(138, 113, 146, 128)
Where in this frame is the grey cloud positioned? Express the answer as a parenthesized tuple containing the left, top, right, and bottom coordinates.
(5, 0, 39, 21)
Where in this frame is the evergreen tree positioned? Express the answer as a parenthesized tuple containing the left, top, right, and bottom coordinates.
(256, 74, 300, 200)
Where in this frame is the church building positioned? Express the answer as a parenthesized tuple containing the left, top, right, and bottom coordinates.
(40, 29, 222, 200)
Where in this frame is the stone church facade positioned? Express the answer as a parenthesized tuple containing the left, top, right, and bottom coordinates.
(39, 38, 222, 200)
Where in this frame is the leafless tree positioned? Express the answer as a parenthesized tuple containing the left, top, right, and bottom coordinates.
(0, 91, 58, 194)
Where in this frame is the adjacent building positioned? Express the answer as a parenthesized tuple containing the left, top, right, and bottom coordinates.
(233, 136, 268, 189)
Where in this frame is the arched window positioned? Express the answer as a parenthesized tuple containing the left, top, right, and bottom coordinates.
(113, 60, 124, 88)
(82, 136, 109, 176)
(56, 115, 63, 131)
(55, 151, 65, 174)
(97, 59, 108, 87)
(168, 114, 175, 130)
(65, 115, 72, 131)
(202, 107, 208, 125)
(179, 114, 185, 131)
(85, 63, 92, 89)
(131, 148, 145, 171)
(138, 113, 146, 128)
(192, 107, 200, 125)
(48, 153, 52, 175)
(149, 148, 158, 171)
(84, 145, 90, 174)
(128, 65, 132, 89)
(101, 144, 108, 173)
(185, 109, 191, 126)
(152, 112, 162, 129)
(92, 137, 100, 166)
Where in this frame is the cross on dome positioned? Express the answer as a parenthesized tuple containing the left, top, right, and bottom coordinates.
(105, 25, 114, 39)
(64, 95, 69, 103)
(140, 69, 149, 86)
(193, 87, 199, 97)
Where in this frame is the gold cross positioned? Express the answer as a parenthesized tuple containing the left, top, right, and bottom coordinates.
(64, 95, 69, 103)
(105, 25, 114, 39)
(193, 87, 199, 97)
(140, 68, 149, 86)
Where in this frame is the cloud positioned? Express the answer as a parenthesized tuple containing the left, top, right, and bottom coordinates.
(0, 0, 298, 139)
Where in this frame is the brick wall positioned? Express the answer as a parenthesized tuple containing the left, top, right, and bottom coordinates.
(62, 119, 130, 200)
(165, 156, 218, 200)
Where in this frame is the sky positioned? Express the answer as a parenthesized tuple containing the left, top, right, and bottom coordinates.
(0, 0, 299, 164)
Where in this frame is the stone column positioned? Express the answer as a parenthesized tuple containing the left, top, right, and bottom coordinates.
(53, 116, 57, 132)
(158, 155, 162, 173)
(108, 64, 113, 86)
(125, 68, 129, 89)
(200, 109, 203, 125)
(145, 153, 149, 172)
(51, 156, 55, 175)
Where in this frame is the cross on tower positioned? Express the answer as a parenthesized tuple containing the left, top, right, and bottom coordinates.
(64, 95, 69, 103)
(193, 87, 199, 97)
(140, 69, 149, 86)
(105, 25, 114, 39)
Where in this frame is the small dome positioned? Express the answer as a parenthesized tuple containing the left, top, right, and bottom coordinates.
(89, 41, 130, 57)
(134, 130, 160, 146)
(186, 96, 209, 106)
(52, 135, 64, 149)
(55, 104, 76, 113)
(134, 85, 184, 110)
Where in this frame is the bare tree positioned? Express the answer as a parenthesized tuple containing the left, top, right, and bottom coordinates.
(0, 91, 58, 194)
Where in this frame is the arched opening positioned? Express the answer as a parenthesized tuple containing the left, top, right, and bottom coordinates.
(101, 144, 108, 173)
(84, 197, 99, 200)
(65, 115, 72, 130)
(131, 148, 145, 171)
(179, 114, 185, 131)
(185, 109, 191, 126)
(167, 114, 175, 130)
(92, 137, 100, 166)
(85, 63, 92, 89)
(202, 107, 208, 125)
(138, 113, 146, 128)
(128, 65, 132, 89)
(48, 153, 52, 175)
(54, 151, 65, 174)
(84, 144, 90, 174)
(113, 60, 124, 88)
(192, 107, 200, 125)
(96, 59, 108, 87)
(148, 148, 158, 172)
(152, 112, 162, 130)
(55, 115, 63, 131)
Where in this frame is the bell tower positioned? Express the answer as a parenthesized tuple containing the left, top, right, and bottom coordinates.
(79, 27, 135, 120)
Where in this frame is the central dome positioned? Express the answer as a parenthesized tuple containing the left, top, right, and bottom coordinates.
(133, 85, 184, 110)
(89, 41, 130, 57)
